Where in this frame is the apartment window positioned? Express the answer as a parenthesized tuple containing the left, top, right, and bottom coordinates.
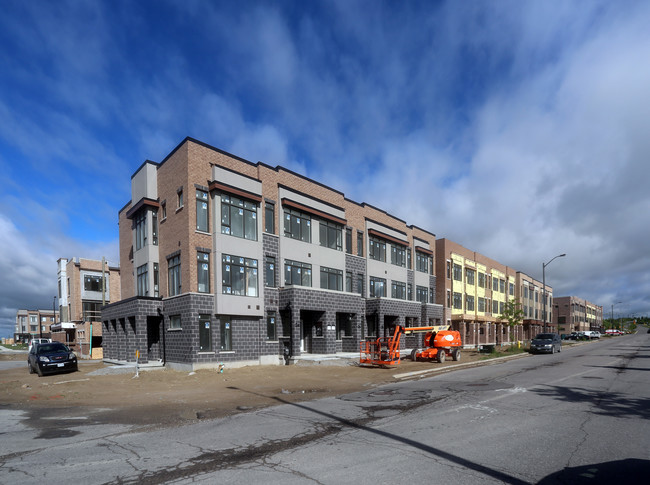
(416, 252, 429, 273)
(153, 263, 159, 297)
(369, 236, 386, 262)
(416, 286, 428, 304)
(319, 220, 343, 251)
(265, 256, 276, 287)
(265, 203, 275, 234)
(284, 208, 311, 242)
(320, 267, 343, 291)
(135, 211, 146, 250)
(82, 302, 102, 322)
(407, 249, 412, 269)
(222, 254, 258, 296)
(465, 268, 475, 286)
(430, 287, 434, 304)
(493, 277, 499, 291)
(452, 263, 462, 281)
(168, 255, 181, 296)
(357, 231, 363, 257)
(85, 275, 106, 293)
(196, 190, 209, 232)
(478, 272, 486, 288)
(369, 277, 386, 297)
(356, 274, 364, 296)
(221, 194, 258, 240)
(137, 264, 148, 296)
(267, 313, 277, 341)
(284, 259, 312, 287)
(478, 297, 486, 312)
(161, 201, 167, 219)
(177, 188, 184, 209)
(500, 279, 505, 293)
(346, 272, 352, 292)
(446, 290, 451, 307)
(391, 245, 407, 267)
(346, 228, 352, 254)
(500, 301, 505, 314)
(453, 292, 462, 310)
(169, 315, 181, 329)
(152, 210, 158, 245)
(493, 300, 499, 314)
(446, 261, 451, 279)
(197, 252, 210, 293)
(220, 316, 232, 351)
(408, 283, 413, 301)
(391, 281, 406, 300)
(466, 295, 475, 312)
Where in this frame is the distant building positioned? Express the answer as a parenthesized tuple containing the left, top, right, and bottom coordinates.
(55, 257, 120, 358)
(552, 296, 603, 334)
(14, 309, 58, 343)
(435, 238, 554, 346)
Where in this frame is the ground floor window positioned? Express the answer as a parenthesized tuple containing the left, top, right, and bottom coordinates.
(220, 316, 232, 350)
(169, 315, 181, 329)
(336, 313, 353, 339)
(199, 314, 212, 351)
(267, 313, 277, 340)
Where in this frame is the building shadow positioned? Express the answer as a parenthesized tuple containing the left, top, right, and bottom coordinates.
(537, 458, 650, 484)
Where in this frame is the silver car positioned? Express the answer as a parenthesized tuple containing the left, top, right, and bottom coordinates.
(530, 333, 562, 354)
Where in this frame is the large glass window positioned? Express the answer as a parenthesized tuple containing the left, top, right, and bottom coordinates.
(391, 281, 406, 300)
(369, 277, 386, 297)
(265, 203, 275, 234)
(197, 252, 210, 293)
(391, 245, 407, 267)
(196, 190, 209, 232)
(369, 237, 386, 262)
(466, 268, 475, 285)
(478, 272, 486, 288)
(221, 194, 258, 240)
(416, 252, 430, 273)
(220, 316, 232, 350)
(168, 255, 181, 296)
(284, 208, 311, 242)
(84, 274, 106, 292)
(265, 256, 276, 287)
(222, 254, 258, 296)
(453, 292, 463, 309)
(416, 286, 428, 304)
(466, 295, 475, 312)
(284, 260, 312, 287)
(82, 301, 103, 321)
(137, 264, 148, 296)
(478, 297, 486, 312)
(452, 263, 462, 281)
(320, 267, 343, 291)
(135, 211, 146, 250)
(319, 220, 343, 251)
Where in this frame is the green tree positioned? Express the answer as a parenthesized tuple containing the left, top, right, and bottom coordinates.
(498, 299, 524, 341)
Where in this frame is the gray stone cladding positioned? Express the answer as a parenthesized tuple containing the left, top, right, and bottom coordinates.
(279, 286, 365, 356)
(263, 233, 282, 357)
(345, 253, 367, 295)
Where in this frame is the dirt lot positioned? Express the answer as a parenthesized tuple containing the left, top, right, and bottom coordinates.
(0, 349, 525, 428)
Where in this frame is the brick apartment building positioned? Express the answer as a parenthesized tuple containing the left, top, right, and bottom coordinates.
(55, 257, 121, 358)
(102, 137, 444, 370)
(435, 239, 554, 346)
(14, 309, 58, 343)
(552, 296, 603, 334)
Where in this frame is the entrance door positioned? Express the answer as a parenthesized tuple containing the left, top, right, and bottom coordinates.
(147, 316, 161, 361)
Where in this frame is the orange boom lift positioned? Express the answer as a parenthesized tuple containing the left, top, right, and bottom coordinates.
(360, 325, 462, 367)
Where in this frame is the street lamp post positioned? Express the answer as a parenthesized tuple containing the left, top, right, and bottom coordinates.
(611, 301, 622, 329)
(543, 253, 566, 333)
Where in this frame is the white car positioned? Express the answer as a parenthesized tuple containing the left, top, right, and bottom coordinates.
(28, 338, 51, 353)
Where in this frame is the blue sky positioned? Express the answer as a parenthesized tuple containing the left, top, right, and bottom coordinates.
(1, 0, 649, 337)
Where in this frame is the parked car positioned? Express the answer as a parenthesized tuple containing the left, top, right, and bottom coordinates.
(27, 338, 51, 353)
(28, 342, 78, 377)
(530, 333, 562, 354)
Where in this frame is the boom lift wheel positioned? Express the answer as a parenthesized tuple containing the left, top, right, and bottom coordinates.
(437, 349, 446, 363)
(452, 349, 461, 361)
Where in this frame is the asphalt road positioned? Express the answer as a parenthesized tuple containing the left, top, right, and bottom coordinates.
(1, 332, 649, 484)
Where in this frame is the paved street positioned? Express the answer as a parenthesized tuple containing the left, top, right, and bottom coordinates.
(1, 332, 649, 484)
